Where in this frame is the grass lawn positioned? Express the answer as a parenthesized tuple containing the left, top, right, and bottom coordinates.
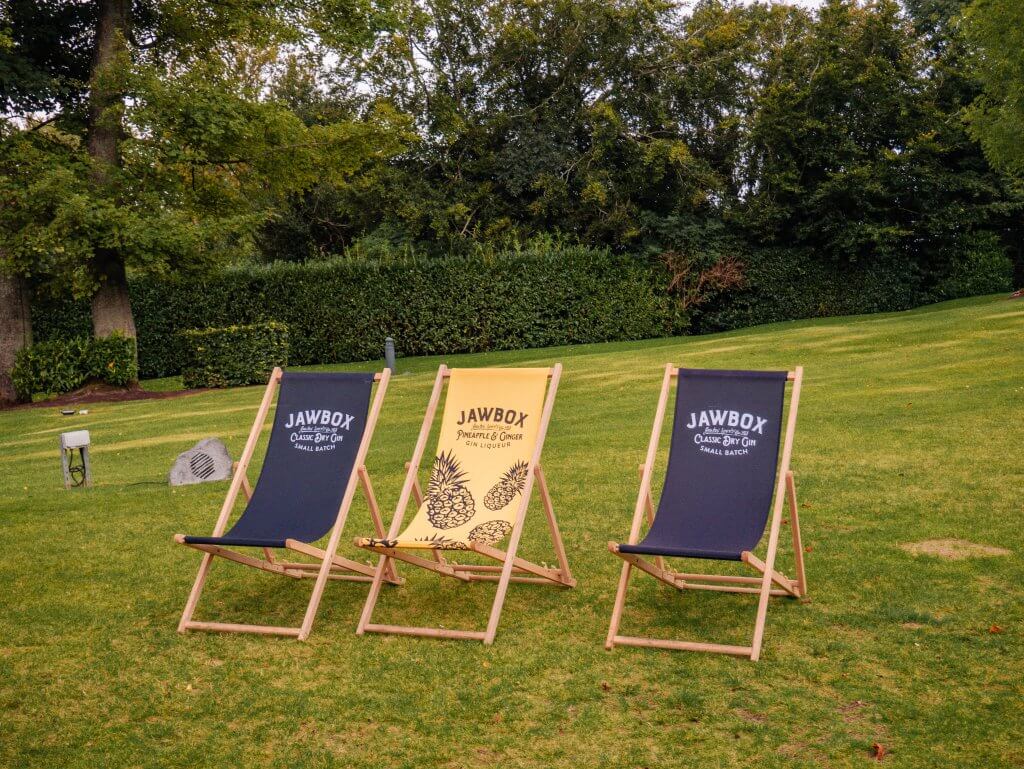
(1, 295, 1022, 768)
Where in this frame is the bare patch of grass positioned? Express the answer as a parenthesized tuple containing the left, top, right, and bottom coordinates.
(900, 539, 1011, 560)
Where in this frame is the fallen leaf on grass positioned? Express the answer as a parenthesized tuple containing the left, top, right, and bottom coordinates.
(989, 624, 1004, 634)
(871, 742, 887, 761)
(600, 681, 611, 692)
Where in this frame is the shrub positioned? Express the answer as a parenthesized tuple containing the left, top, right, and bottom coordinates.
(694, 248, 924, 333)
(11, 333, 137, 401)
(86, 334, 138, 387)
(180, 322, 289, 388)
(929, 232, 1013, 301)
(33, 247, 683, 378)
(29, 241, 1010, 379)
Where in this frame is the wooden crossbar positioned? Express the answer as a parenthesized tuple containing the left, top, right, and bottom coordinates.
(361, 624, 487, 641)
(181, 621, 302, 638)
(612, 635, 753, 657)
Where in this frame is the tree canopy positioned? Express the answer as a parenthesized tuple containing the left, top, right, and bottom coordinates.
(962, 0, 1024, 179)
(1, 0, 1020, 322)
(0, 0, 410, 333)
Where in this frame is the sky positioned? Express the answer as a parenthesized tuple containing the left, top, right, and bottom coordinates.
(681, 0, 826, 7)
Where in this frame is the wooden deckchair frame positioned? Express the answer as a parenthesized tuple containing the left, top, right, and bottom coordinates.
(175, 367, 401, 640)
(356, 364, 575, 644)
(605, 363, 805, 661)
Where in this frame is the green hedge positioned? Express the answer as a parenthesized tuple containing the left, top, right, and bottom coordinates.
(11, 333, 138, 401)
(693, 248, 922, 332)
(34, 248, 684, 379)
(180, 322, 289, 388)
(694, 244, 1012, 333)
(30, 244, 1010, 380)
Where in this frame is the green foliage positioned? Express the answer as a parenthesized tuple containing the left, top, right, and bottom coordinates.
(35, 247, 681, 379)
(11, 337, 89, 401)
(963, 0, 1024, 179)
(33, 238, 1010, 381)
(0, 0, 411, 311)
(258, 0, 1020, 290)
(0, 67, 412, 300)
(179, 322, 289, 389)
(695, 248, 923, 333)
(929, 232, 1013, 299)
(87, 334, 139, 388)
(10, 333, 137, 401)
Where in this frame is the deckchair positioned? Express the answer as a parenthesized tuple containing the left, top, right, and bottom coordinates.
(354, 365, 575, 644)
(175, 368, 401, 640)
(606, 364, 806, 661)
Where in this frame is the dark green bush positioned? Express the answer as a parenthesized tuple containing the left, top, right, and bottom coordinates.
(928, 232, 1013, 301)
(87, 334, 138, 387)
(11, 333, 137, 401)
(180, 322, 289, 388)
(30, 243, 1009, 380)
(33, 247, 683, 378)
(694, 248, 926, 332)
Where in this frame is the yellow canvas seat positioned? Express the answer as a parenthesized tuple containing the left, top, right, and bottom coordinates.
(354, 365, 575, 644)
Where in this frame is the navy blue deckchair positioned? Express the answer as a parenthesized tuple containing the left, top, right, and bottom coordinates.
(606, 364, 807, 661)
(175, 368, 400, 640)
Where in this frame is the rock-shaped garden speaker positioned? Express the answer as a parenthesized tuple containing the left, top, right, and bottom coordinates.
(169, 438, 233, 486)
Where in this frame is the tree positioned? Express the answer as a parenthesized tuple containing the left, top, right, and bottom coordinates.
(332, 0, 710, 255)
(962, 0, 1024, 179)
(0, 270, 31, 403)
(0, 0, 408, 354)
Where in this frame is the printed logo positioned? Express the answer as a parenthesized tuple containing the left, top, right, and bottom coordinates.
(685, 408, 768, 458)
(283, 409, 357, 453)
(455, 406, 529, 449)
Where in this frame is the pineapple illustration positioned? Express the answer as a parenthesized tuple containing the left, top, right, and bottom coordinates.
(484, 460, 529, 511)
(469, 520, 513, 546)
(426, 450, 476, 529)
(414, 534, 469, 550)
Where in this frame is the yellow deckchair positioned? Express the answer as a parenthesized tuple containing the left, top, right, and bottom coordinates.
(354, 365, 575, 644)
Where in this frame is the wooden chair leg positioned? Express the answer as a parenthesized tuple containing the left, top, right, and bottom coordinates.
(786, 471, 807, 596)
(537, 465, 574, 584)
(605, 560, 633, 649)
(637, 464, 666, 573)
(178, 553, 215, 632)
(356, 555, 391, 634)
(359, 467, 400, 584)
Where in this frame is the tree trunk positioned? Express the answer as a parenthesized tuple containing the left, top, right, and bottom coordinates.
(0, 273, 33, 403)
(91, 256, 137, 338)
(88, 0, 136, 340)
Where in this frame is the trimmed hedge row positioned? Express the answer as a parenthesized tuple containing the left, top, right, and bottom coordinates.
(181, 322, 289, 388)
(694, 242, 1013, 333)
(32, 248, 684, 379)
(31, 244, 1011, 380)
(11, 333, 138, 401)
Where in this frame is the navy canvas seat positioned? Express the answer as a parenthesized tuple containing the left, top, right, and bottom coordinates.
(606, 364, 807, 661)
(175, 367, 400, 640)
(183, 371, 374, 549)
(617, 369, 788, 561)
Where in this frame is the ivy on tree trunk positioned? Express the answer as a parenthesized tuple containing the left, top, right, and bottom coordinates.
(87, 0, 136, 340)
(0, 273, 33, 403)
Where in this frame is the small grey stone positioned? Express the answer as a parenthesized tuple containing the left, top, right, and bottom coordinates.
(169, 438, 233, 486)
